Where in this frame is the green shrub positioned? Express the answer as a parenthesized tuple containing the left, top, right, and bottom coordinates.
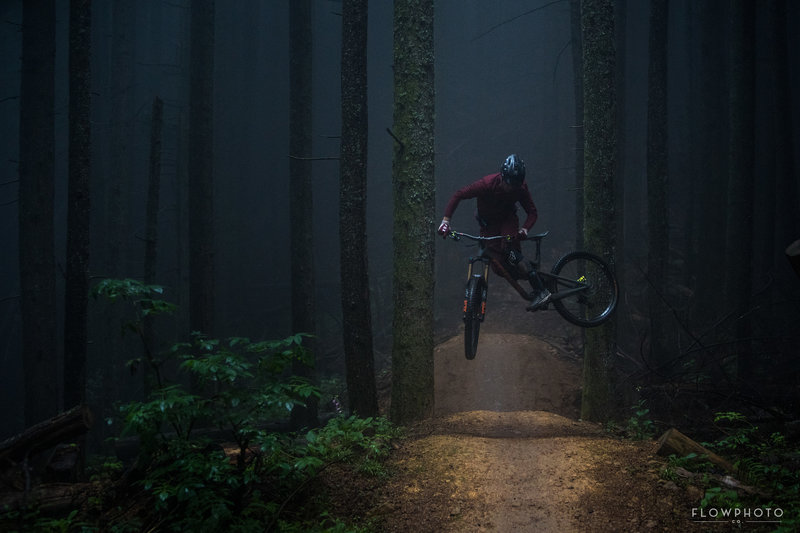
(109, 333, 397, 531)
(2, 280, 399, 532)
(625, 400, 656, 440)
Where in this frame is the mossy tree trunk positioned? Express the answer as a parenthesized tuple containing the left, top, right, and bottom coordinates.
(613, 0, 626, 299)
(289, 0, 318, 429)
(19, 0, 58, 426)
(64, 0, 92, 410)
(340, 0, 378, 417)
(580, 0, 618, 422)
(390, 0, 435, 425)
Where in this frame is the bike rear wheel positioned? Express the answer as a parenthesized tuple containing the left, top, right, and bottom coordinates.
(463, 276, 486, 359)
(550, 251, 617, 327)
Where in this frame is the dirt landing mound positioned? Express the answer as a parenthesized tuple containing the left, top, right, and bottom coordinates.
(374, 410, 697, 532)
(434, 333, 582, 418)
(365, 333, 698, 532)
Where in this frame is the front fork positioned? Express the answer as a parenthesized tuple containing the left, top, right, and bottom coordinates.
(463, 258, 490, 321)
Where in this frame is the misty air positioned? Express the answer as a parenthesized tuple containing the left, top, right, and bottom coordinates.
(1, 0, 799, 530)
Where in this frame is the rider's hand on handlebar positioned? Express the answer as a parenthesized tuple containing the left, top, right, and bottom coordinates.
(438, 219, 451, 238)
(516, 227, 528, 241)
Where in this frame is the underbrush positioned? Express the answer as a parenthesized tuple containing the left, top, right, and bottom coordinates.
(660, 411, 800, 532)
(1, 280, 401, 532)
(3, 333, 400, 532)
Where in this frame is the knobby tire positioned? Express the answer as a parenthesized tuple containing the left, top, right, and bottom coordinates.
(550, 251, 618, 327)
(463, 276, 485, 360)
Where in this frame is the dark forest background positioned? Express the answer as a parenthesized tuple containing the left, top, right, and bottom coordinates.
(2, 0, 799, 444)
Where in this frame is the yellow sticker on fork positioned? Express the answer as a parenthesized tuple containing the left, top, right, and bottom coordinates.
(578, 275, 586, 283)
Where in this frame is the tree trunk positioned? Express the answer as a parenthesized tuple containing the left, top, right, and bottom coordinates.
(143, 96, 163, 393)
(580, 0, 618, 422)
(613, 0, 626, 303)
(340, 0, 379, 417)
(188, 0, 215, 337)
(570, 0, 584, 252)
(390, 0, 436, 424)
(19, 0, 58, 427)
(646, 0, 669, 364)
(767, 0, 798, 273)
(289, 0, 318, 429)
(63, 0, 92, 410)
(726, 0, 755, 381)
(688, 1, 728, 333)
(144, 97, 163, 288)
(104, 0, 135, 279)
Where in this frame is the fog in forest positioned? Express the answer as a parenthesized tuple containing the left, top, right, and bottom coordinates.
(1, 0, 799, 447)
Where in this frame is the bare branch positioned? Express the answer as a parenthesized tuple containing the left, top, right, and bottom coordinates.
(471, 0, 567, 42)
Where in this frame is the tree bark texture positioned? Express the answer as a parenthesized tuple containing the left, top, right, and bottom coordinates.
(188, 0, 215, 336)
(64, 0, 92, 410)
(390, 0, 436, 424)
(613, 0, 627, 298)
(19, 0, 58, 426)
(580, 0, 618, 422)
(646, 0, 669, 363)
(340, 0, 379, 417)
(289, 0, 318, 428)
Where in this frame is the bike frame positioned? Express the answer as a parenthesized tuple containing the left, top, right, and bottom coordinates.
(456, 231, 591, 305)
(450, 228, 618, 343)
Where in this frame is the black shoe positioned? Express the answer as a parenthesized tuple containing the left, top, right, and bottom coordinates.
(526, 289, 551, 311)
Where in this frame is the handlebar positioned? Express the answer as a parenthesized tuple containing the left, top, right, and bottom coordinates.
(447, 230, 550, 242)
(448, 231, 511, 242)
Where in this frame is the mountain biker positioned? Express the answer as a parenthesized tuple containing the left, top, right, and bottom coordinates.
(437, 154, 551, 310)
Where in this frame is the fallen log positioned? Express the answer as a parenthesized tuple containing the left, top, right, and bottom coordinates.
(0, 405, 93, 464)
(672, 466, 770, 497)
(0, 482, 92, 513)
(656, 428, 736, 474)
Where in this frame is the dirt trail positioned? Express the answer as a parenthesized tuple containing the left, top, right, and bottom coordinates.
(368, 326, 700, 532)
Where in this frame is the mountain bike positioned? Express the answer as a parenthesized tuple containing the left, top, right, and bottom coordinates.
(447, 230, 618, 359)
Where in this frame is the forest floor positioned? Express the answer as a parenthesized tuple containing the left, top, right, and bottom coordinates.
(323, 288, 773, 532)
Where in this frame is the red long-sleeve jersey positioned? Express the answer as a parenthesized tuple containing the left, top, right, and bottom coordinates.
(443, 173, 538, 236)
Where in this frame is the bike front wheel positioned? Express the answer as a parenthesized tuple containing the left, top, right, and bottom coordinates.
(463, 276, 486, 359)
(550, 251, 618, 327)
